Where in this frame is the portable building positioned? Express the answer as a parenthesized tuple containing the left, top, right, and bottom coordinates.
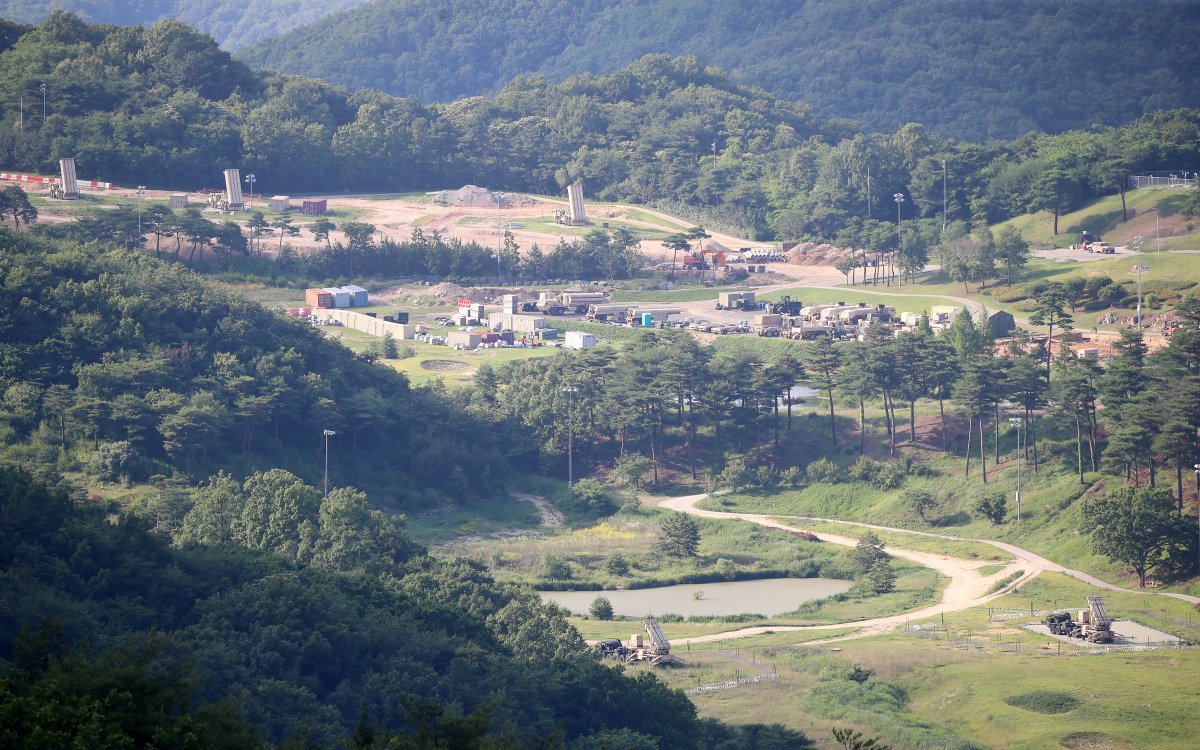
(988, 310, 1016, 338)
(306, 288, 334, 308)
(268, 195, 291, 212)
(302, 199, 327, 215)
(565, 331, 597, 349)
(169, 193, 189, 209)
(343, 285, 369, 307)
(324, 286, 352, 308)
(448, 331, 483, 349)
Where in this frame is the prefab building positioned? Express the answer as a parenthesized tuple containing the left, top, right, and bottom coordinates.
(169, 193, 189, 209)
(448, 331, 483, 349)
(988, 310, 1016, 338)
(343, 285, 369, 307)
(324, 287, 352, 308)
(268, 195, 291, 212)
(565, 331, 597, 349)
(302, 199, 327, 215)
(306, 288, 334, 308)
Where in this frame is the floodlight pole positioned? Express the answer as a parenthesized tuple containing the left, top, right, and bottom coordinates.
(323, 429, 337, 499)
(40, 83, 46, 125)
(562, 386, 577, 487)
(940, 159, 948, 232)
(1009, 417, 1023, 524)
(244, 173, 256, 211)
(136, 185, 146, 238)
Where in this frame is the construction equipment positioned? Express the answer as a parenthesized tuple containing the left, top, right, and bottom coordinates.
(682, 247, 726, 270)
(1043, 596, 1114, 643)
(766, 295, 802, 316)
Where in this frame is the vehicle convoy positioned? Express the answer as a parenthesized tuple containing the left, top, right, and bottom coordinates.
(521, 291, 607, 315)
(1044, 596, 1114, 643)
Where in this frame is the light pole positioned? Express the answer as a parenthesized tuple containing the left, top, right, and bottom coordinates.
(1131, 235, 1147, 329)
(136, 185, 146, 239)
(40, 83, 45, 126)
(940, 159, 948, 232)
(322, 429, 336, 499)
(244, 173, 256, 211)
(1009, 417, 1023, 524)
(562, 386, 577, 487)
(1194, 464, 1199, 572)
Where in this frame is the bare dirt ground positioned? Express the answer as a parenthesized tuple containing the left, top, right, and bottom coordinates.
(512, 492, 565, 528)
(651, 493, 1199, 646)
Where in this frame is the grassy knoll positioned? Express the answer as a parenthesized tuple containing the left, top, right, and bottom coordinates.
(701, 457, 1182, 593)
(995, 187, 1199, 251)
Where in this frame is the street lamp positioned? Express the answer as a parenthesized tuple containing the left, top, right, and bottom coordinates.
(322, 429, 337, 499)
(136, 185, 146, 239)
(1009, 417, 1023, 524)
(562, 386, 577, 487)
(244, 173, 256, 211)
(1131, 235, 1148, 328)
(39, 83, 46, 126)
(893, 192, 904, 227)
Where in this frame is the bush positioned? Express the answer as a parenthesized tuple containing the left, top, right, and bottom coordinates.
(715, 458, 750, 491)
(753, 465, 778, 488)
(716, 558, 738, 580)
(780, 466, 805, 487)
(847, 456, 880, 482)
(865, 559, 897, 594)
(806, 458, 840, 484)
(974, 491, 1008, 524)
(605, 554, 630, 576)
(589, 596, 614, 621)
(870, 462, 906, 490)
(1004, 690, 1080, 714)
(569, 478, 614, 516)
(91, 441, 150, 483)
(540, 556, 572, 579)
(1013, 299, 1040, 312)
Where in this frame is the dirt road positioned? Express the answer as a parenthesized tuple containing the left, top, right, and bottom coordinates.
(652, 493, 1198, 645)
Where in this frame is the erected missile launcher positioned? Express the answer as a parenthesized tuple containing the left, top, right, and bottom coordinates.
(1043, 596, 1114, 644)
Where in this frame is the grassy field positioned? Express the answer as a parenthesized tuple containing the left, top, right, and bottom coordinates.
(766, 517, 1014, 563)
(404, 493, 543, 546)
(995, 187, 1198, 251)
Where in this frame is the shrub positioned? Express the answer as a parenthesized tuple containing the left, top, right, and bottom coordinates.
(866, 559, 896, 594)
(975, 491, 1008, 524)
(716, 558, 738, 580)
(847, 456, 880, 482)
(1013, 299, 1039, 312)
(1004, 690, 1080, 714)
(605, 554, 630, 576)
(780, 465, 805, 487)
(753, 465, 778, 488)
(870, 462, 906, 490)
(589, 596, 614, 620)
(806, 457, 840, 484)
(716, 458, 750, 491)
(540, 556, 572, 579)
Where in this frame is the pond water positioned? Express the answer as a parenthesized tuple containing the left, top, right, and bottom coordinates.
(539, 577, 852, 618)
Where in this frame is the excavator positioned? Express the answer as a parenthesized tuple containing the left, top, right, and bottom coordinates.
(681, 248, 726, 270)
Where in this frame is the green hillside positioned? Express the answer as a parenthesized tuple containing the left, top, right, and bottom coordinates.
(0, 0, 369, 49)
(239, 0, 1200, 139)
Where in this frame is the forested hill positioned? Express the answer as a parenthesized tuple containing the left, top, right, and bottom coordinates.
(238, 0, 1200, 139)
(0, 0, 369, 49)
(0, 229, 533, 505)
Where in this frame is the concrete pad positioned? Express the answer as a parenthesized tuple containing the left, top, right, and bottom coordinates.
(1024, 619, 1181, 645)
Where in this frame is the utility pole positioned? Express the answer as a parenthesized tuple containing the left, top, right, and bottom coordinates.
(323, 429, 337, 499)
(136, 185, 146, 240)
(562, 386, 577, 487)
(40, 83, 46, 126)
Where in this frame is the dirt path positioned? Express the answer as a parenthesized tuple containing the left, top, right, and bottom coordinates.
(512, 492, 565, 528)
(651, 493, 1198, 646)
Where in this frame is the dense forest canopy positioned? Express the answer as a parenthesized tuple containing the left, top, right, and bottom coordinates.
(237, 0, 1200, 139)
(0, 0, 369, 49)
(0, 228, 533, 505)
(4, 13, 1199, 243)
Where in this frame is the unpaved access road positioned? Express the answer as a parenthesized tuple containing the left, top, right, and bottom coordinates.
(651, 493, 1198, 646)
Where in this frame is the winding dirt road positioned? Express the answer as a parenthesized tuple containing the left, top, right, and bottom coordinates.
(652, 493, 1198, 645)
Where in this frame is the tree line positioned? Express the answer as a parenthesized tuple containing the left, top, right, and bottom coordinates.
(3, 13, 1199, 245)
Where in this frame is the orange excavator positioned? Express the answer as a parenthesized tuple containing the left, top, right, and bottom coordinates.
(681, 248, 726, 270)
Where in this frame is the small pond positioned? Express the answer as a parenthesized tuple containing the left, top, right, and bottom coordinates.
(539, 577, 852, 618)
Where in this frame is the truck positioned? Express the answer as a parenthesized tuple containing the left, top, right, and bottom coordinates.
(1043, 596, 1114, 643)
(521, 291, 608, 315)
